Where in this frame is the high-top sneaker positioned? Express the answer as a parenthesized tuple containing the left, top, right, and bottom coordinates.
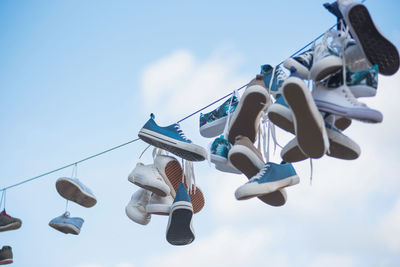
(227, 74, 270, 144)
(260, 65, 288, 95)
(125, 189, 152, 225)
(128, 162, 170, 197)
(210, 136, 241, 174)
(283, 49, 313, 79)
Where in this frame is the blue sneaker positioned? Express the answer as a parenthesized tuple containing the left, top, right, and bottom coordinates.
(235, 162, 299, 200)
(139, 114, 207, 161)
(166, 183, 194, 246)
(210, 136, 240, 174)
(260, 64, 288, 95)
(199, 95, 238, 138)
(283, 49, 313, 80)
(49, 212, 84, 235)
(56, 177, 97, 208)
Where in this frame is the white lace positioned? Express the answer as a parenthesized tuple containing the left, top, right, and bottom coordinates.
(257, 112, 282, 163)
(152, 147, 168, 160)
(249, 163, 270, 182)
(182, 159, 196, 194)
(174, 124, 190, 141)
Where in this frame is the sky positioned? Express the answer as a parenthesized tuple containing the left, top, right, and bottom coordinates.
(0, 0, 400, 266)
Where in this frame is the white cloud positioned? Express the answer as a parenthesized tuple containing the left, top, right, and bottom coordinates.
(375, 198, 400, 252)
(308, 253, 355, 267)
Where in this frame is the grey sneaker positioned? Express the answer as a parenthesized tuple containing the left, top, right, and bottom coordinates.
(0, 210, 22, 232)
(49, 212, 84, 235)
(0, 246, 13, 265)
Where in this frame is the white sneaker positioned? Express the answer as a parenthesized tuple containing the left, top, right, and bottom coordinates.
(125, 189, 152, 225)
(145, 193, 173, 216)
(313, 82, 383, 123)
(128, 163, 170, 197)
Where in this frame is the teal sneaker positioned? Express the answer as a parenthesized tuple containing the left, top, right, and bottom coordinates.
(210, 136, 240, 174)
(260, 64, 288, 95)
(235, 162, 299, 200)
(199, 95, 238, 138)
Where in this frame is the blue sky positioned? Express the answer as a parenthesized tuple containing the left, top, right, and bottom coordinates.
(1, 1, 400, 266)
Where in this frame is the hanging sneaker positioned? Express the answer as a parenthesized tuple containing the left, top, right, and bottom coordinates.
(228, 135, 287, 206)
(227, 75, 270, 144)
(210, 136, 241, 174)
(334, 116, 352, 131)
(138, 114, 207, 162)
(0, 210, 22, 232)
(338, 0, 399, 75)
(199, 95, 239, 138)
(313, 74, 383, 123)
(283, 49, 314, 79)
(145, 193, 173, 216)
(0, 246, 13, 265)
(310, 31, 343, 81)
(260, 65, 288, 95)
(282, 75, 329, 158)
(128, 163, 170, 197)
(125, 189, 152, 225)
(166, 183, 195, 246)
(56, 177, 97, 208)
(235, 162, 299, 200)
(326, 65, 379, 98)
(267, 94, 294, 134)
(154, 155, 205, 213)
(49, 212, 84, 235)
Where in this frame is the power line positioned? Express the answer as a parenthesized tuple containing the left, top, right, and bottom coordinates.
(0, 22, 338, 193)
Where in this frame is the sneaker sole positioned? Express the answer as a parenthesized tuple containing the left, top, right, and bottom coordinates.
(228, 145, 287, 207)
(200, 116, 227, 138)
(0, 221, 21, 232)
(310, 56, 342, 81)
(281, 138, 308, 163)
(283, 77, 328, 158)
(56, 178, 97, 208)
(326, 127, 361, 160)
(166, 203, 194, 246)
(49, 222, 80, 235)
(235, 175, 299, 200)
(138, 129, 206, 161)
(349, 84, 377, 98)
(345, 3, 399, 75)
(0, 259, 13, 265)
(146, 203, 170, 216)
(334, 116, 352, 131)
(164, 160, 205, 214)
(267, 104, 295, 134)
(228, 86, 269, 144)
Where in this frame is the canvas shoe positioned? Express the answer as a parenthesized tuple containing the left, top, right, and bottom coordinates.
(338, 0, 399, 75)
(0, 210, 22, 232)
(260, 65, 288, 95)
(138, 114, 206, 162)
(125, 189, 152, 225)
(310, 31, 343, 81)
(199, 95, 239, 138)
(283, 49, 313, 79)
(49, 212, 84, 235)
(235, 162, 299, 200)
(228, 135, 287, 206)
(128, 163, 170, 197)
(210, 136, 241, 174)
(56, 177, 97, 208)
(145, 193, 173, 216)
(166, 183, 195, 246)
(227, 74, 270, 144)
(313, 76, 383, 123)
(325, 65, 379, 98)
(267, 94, 294, 134)
(0, 246, 12, 265)
(154, 155, 205, 213)
(282, 75, 329, 158)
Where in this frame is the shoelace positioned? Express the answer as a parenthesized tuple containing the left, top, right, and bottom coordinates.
(297, 50, 313, 64)
(174, 124, 191, 141)
(181, 159, 196, 194)
(275, 67, 288, 88)
(257, 112, 282, 162)
(249, 163, 270, 182)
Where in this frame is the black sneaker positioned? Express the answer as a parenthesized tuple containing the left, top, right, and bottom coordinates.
(283, 49, 313, 79)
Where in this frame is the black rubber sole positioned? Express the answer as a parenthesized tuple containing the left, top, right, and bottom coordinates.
(348, 5, 399, 75)
(166, 208, 194, 246)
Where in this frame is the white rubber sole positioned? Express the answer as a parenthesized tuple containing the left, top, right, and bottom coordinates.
(128, 174, 169, 197)
(235, 175, 300, 200)
(310, 55, 342, 81)
(283, 57, 310, 79)
(49, 222, 81, 235)
(146, 203, 170, 216)
(349, 85, 376, 98)
(200, 117, 227, 138)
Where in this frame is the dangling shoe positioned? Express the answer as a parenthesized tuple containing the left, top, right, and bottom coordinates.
(228, 135, 287, 207)
(0, 210, 22, 232)
(145, 193, 173, 216)
(138, 114, 207, 161)
(56, 177, 97, 208)
(154, 155, 205, 213)
(334, 116, 352, 131)
(210, 136, 241, 174)
(283, 49, 313, 80)
(235, 162, 299, 200)
(282, 74, 329, 158)
(199, 95, 239, 138)
(166, 183, 195, 246)
(227, 74, 270, 144)
(125, 189, 152, 225)
(128, 163, 170, 197)
(267, 94, 295, 134)
(260, 65, 288, 95)
(338, 0, 399, 75)
(0, 246, 13, 265)
(49, 211, 84, 235)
